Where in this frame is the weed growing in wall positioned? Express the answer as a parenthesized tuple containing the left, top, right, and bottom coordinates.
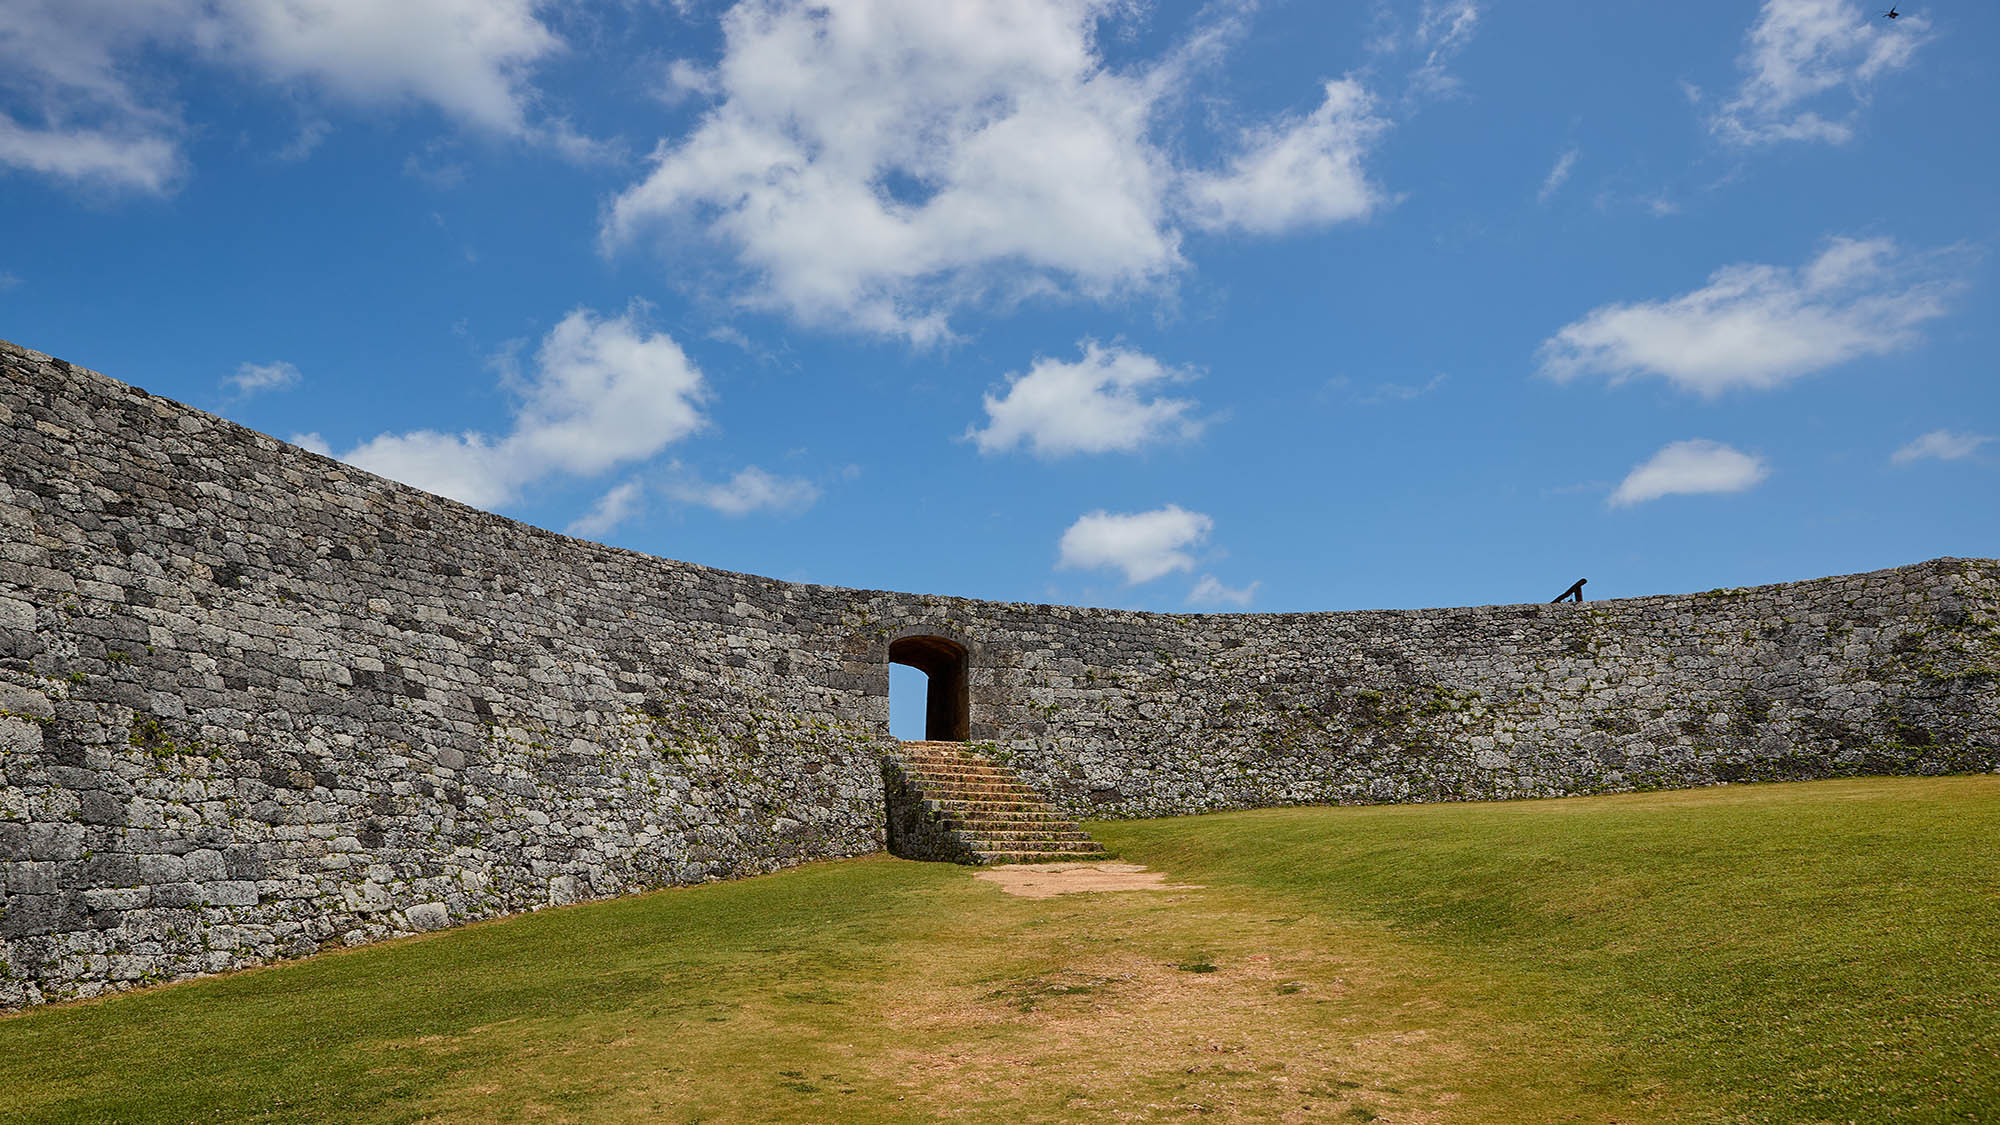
(129, 714, 206, 758)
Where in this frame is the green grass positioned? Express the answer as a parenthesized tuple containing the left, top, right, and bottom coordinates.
(2, 776, 1995, 1122)
(1097, 775, 2000, 1123)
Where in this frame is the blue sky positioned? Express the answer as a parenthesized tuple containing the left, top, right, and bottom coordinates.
(4, 0, 1995, 623)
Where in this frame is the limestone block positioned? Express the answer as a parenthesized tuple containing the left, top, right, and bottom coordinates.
(135, 854, 187, 883)
(205, 881, 260, 907)
(182, 850, 227, 882)
(5, 861, 59, 894)
(150, 883, 202, 908)
(341, 882, 393, 913)
(0, 719, 43, 755)
(404, 902, 450, 931)
(0, 597, 40, 632)
(82, 887, 151, 911)
(0, 683, 52, 720)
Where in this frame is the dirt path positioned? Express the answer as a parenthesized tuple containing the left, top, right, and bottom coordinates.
(973, 861, 1204, 898)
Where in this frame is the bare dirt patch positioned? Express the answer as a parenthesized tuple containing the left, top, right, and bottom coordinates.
(974, 861, 1204, 898)
(864, 910, 1466, 1123)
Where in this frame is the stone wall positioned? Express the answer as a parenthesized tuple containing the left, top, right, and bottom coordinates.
(4, 339, 1996, 1008)
(0, 342, 894, 1008)
(852, 565, 1999, 819)
(879, 753, 981, 865)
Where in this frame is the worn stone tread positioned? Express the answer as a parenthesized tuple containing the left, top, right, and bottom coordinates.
(883, 743, 1110, 866)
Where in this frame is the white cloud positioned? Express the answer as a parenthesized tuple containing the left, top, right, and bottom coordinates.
(0, 0, 564, 192)
(338, 305, 708, 509)
(1609, 440, 1768, 507)
(603, 0, 1391, 341)
(0, 117, 182, 193)
(1183, 78, 1389, 235)
(274, 117, 330, 162)
(604, 0, 1177, 343)
(1537, 147, 1577, 204)
(1057, 505, 1212, 584)
(1409, 0, 1482, 99)
(346, 430, 513, 508)
(1891, 430, 1991, 466)
(224, 360, 302, 397)
(1539, 237, 1956, 397)
(290, 431, 332, 456)
(534, 117, 625, 166)
(567, 479, 647, 537)
(1362, 0, 1483, 102)
(1187, 574, 1258, 608)
(1711, 0, 1927, 146)
(665, 466, 819, 517)
(0, 0, 190, 191)
(967, 341, 1202, 458)
(212, 0, 560, 134)
(658, 59, 717, 103)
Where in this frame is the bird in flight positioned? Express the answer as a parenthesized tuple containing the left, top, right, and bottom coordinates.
(1882, 6, 1899, 17)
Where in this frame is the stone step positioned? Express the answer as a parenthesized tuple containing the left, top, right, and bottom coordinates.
(902, 769, 1026, 786)
(901, 761, 1020, 775)
(909, 768, 1027, 781)
(959, 837, 1096, 849)
(953, 827, 1095, 840)
(944, 807, 1080, 822)
(964, 812, 1104, 832)
(972, 834, 1106, 848)
(961, 832, 1101, 847)
(926, 792, 1058, 806)
(974, 849, 1110, 865)
(949, 812, 1090, 827)
(886, 743, 1105, 867)
(914, 783, 1035, 799)
(899, 761, 1019, 776)
(901, 766, 1018, 781)
(950, 816, 1090, 830)
(898, 743, 988, 760)
(946, 816, 1081, 833)
(922, 791, 1037, 806)
(933, 807, 1069, 824)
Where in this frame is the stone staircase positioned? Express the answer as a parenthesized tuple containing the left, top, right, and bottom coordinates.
(883, 741, 1107, 865)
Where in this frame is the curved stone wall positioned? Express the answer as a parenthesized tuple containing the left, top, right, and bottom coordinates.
(857, 568, 1999, 818)
(3, 339, 1996, 1007)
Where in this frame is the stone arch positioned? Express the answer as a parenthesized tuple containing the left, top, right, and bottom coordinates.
(888, 634, 969, 742)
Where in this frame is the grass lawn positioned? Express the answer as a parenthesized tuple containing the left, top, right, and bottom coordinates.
(2, 775, 1995, 1122)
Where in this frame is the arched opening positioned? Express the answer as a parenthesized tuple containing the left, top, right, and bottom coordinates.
(887, 635, 969, 742)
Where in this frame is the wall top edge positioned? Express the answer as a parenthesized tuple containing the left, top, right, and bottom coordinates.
(6, 337, 1992, 623)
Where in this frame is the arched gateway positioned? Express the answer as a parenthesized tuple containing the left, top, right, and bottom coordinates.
(887, 634, 969, 742)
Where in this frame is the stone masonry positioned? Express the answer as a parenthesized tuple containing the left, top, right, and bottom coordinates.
(883, 742, 1107, 864)
(3, 338, 1996, 1008)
